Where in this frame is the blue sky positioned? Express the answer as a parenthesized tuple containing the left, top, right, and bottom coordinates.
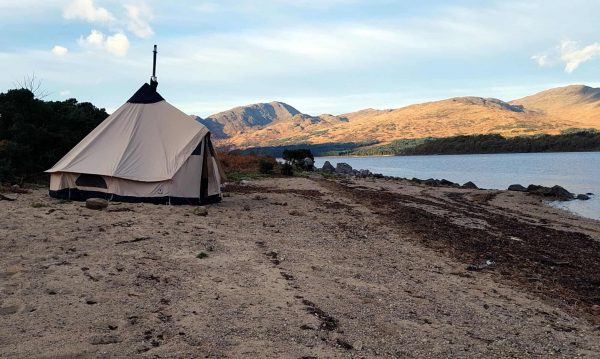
(1, 0, 599, 117)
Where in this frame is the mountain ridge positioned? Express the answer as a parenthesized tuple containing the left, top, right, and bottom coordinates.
(195, 84, 600, 149)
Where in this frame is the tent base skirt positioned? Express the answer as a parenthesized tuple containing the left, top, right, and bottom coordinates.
(49, 189, 221, 205)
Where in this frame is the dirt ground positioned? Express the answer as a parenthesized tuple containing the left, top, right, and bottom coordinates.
(1, 176, 600, 358)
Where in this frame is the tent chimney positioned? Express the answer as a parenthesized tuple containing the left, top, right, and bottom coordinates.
(150, 45, 158, 90)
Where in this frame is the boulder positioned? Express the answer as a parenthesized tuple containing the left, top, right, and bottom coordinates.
(85, 198, 108, 210)
(527, 184, 574, 201)
(439, 179, 455, 186)
(508, 184, 527, 192)
(321, 161, 335, 173)
(411, 177, 423, 184)
(335, 163, 353, 175)
(462, 181, 478, 189)
(526, 184, 544, 193)
(424, 178, 440, 186)
(302, 157, 315, 170)
(547, 185, 574, 200)
(576, 194, 591, 200)
(359, 169, 372, 178)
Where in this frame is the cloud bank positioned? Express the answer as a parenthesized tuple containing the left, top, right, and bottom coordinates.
(62, 0, 153, 57)
(560, 40, 600, 73)
(51, 45, 69, 56)
(124, 4, 154, 38)
(79, 30, 130, 57)
(532, 40, 600, 73)
(63, 0, 114, 23)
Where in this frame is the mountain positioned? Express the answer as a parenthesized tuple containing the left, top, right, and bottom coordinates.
(510, 85, 600, 128)
(195, 85, 600, 149)
(198, 101, 318, 139)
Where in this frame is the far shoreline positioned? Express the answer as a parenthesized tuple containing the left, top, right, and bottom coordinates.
(315, 149, 600, 158)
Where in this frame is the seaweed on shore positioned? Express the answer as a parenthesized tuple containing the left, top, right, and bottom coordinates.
(321, 179, 600, 321)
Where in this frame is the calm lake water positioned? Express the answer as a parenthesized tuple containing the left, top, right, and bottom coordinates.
(314, 152, 600, 220)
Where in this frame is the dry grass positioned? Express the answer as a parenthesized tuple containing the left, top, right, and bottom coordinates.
(218, 152, 274, 173)
(217, 152, 277, 182)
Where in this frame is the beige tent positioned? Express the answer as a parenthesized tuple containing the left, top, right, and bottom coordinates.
(46, 81, 224, 205)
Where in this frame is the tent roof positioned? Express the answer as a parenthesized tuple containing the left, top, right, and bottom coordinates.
(47, 83, 209, 182)
(128, 82, 164, 104)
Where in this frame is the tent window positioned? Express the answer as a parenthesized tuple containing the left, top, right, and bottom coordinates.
(75, 174, 107, 189)
(191, 141, 203, 155)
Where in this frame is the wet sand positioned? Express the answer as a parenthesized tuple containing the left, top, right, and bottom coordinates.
(1, 176, 599, 358)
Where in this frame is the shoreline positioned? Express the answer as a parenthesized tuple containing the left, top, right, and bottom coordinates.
(1, 177, 600, 357)
(316, 149, 600, 158)
(312, 153, 600, 221)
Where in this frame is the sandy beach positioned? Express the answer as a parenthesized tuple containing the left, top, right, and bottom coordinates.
(1, 176, 600, 358)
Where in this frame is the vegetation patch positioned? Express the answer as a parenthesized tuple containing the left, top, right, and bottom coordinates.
(235, 141, 377, 157)
(218, 151, 277, 181)
(401, 130, 600, 155)
(0, 89, 107, 183)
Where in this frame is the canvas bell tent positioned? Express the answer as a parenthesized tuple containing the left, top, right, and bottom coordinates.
(46, 46, 224, 205)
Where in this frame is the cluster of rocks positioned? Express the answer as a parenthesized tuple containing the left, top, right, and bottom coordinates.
(317, 161, 595, 202)
(410, 178, 478, 189)
(318, 161, 478, 188)
(0, 184, 32, 201)
(507, 184, 592, 201)
(320, 161, 385, 179)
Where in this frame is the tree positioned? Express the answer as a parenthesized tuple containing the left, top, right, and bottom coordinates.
(282, 148, 314, 170)
(0, 88, 107, 183)
(282, 149, 313, 162)
(14, 72, 49, 99)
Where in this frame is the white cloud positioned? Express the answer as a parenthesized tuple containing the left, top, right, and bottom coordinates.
(105, 33, 130, 56)
(79, 29, 105, 47)
(78, 29, 129, 57)
(59, 90, 71, 97)
(560, 40, 600, 73)
(534, 40, 600, 72)
(531, 54, 550, 67)
(51, 45, 69, 56)
(63, 0, 114, 23)
(124, 3, 154, 38)
(63, 0, 155, 38)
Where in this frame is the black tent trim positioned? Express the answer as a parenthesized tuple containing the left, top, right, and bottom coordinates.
(49, 189, 221, 205)
(127, 82, 165, 104)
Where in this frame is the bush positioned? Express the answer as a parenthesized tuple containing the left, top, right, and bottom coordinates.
(258, 159, 275, 174)
(282, 149, 313, 164)
(0, 89, 107, 182)
(280, 162, 294, 176)
(218, 151, 276, 175)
